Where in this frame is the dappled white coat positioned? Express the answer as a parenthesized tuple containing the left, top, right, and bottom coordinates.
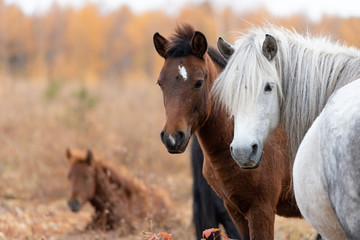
(294, 79, 360, 240)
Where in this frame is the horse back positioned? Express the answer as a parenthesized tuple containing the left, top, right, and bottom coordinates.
(321, 79, 360, 239)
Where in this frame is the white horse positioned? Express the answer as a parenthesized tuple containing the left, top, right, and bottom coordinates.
(213, 26, 360, 240)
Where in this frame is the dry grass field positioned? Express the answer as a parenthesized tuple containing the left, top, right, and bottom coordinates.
(0, 79, 317, 239)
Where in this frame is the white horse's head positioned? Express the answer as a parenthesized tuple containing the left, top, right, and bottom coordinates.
(215, 34, 282, 169)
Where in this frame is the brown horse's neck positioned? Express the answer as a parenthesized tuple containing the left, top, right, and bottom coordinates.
(196, 54, 234, 159)
(90, 162, 141, 211)
(205, 53, 223, 88)
(90, 162, 123, 211)
(89, 163, 110, 211)
(197, 107, 233, 158)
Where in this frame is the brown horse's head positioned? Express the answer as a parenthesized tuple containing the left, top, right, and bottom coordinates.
(153, 24, 223, 153)
(66, 148, 96, 212)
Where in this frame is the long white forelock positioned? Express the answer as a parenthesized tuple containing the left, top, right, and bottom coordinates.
(213, 24, 360, 162)
(213, 27, 282, 116)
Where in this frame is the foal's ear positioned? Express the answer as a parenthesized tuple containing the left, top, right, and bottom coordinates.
(153, 32, 169, 58)
(85, 150, 94, 165)
(191, 31, 208, 59)
(66, 148, 72, 160)
(217, 37, 234, 60)
(262, 34, 277, 61)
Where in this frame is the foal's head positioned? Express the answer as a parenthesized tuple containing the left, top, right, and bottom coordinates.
(67, 149, 96, 212)
(153, 24, 218, 153)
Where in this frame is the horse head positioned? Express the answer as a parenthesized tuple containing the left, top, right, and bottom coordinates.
(215, 34, 281, 169)
(66, 148, 96, 212)
(153, 24, 216, 154)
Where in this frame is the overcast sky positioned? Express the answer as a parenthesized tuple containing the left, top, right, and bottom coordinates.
(3, 0, 360, 22)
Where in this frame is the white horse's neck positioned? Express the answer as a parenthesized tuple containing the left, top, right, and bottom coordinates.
(277, 31, 360, 160)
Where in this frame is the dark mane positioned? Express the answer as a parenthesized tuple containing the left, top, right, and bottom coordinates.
(165, 23, 226, 68)
(166, 24, 195, 58)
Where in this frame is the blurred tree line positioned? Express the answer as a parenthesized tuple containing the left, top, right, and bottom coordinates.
(0, 0, 360, 82)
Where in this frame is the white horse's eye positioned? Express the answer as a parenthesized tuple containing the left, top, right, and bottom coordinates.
(264, 82, 272, 92)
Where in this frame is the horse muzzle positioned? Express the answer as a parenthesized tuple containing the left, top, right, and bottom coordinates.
(230, 142, 263, 169)
(160, 130, 190, 154)
(67, 199, 82, 212)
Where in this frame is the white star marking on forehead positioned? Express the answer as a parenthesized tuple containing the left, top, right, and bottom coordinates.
(178, 65, 187, 81)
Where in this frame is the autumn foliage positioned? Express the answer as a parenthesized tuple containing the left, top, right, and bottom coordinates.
(0, 1, 360, 82)
(144, 232, 173, 240)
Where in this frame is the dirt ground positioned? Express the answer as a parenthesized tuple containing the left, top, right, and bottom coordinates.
(0, 80, 317, 239)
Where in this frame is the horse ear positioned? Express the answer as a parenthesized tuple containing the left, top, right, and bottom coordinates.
(66, 148, 72, 160)
(191, 31, 207, 59)
(85, 150, 93, 165)
(217, 37, 234, 60)
(262, 34, 277, 61)
(153, 32, 169, 58)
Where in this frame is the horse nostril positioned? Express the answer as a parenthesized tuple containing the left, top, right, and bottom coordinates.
(74, 199, 81, 211)
(160, 130, 165, 142)
(252, 144, 258, 153)
(230, 145, 233, 153)
(250, 144, 258, 160)
(177, 130, 185, 143)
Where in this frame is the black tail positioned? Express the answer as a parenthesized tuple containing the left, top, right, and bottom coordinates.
(191, 135, 242, 240)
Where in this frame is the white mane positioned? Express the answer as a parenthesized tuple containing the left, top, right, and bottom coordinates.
(213, 25, 360, 160)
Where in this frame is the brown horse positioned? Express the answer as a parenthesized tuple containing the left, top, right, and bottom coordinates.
(66, 148, 171, 232)
(153, 24, 302, 240)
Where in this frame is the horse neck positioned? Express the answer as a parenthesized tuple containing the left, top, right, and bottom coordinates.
(204, 53, 222, 87)
(196, 54, 234, 158)
(278, 40, 360, 161)
(90, 162, 116, 210)
(197, 108, 233, 158)
(95, 162, 144, 200)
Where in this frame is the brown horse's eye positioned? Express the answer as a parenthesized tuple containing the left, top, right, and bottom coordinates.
(194, 80, 204, 89)
(157, 80, 163, 88)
